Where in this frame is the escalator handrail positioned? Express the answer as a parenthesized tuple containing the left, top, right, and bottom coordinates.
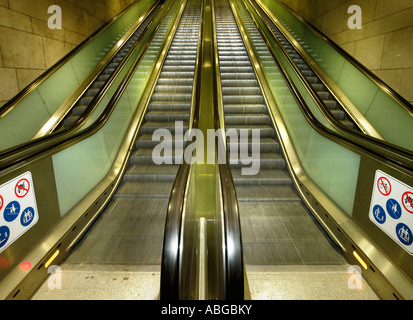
(242, 0, 413, 172)
(211, 0, 244, 300)
(0, 0, 156, 118)
(160, 162, 191, 300)
(0, 1, 173, 171)
(160, 0, 204, 299)
(258, 0, 413, 115)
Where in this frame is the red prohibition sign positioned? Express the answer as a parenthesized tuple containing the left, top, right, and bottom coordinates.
(402, 191, 413, 214)
(15, 178, 30, 198)
(377, 177, 391, 196)
(0, 195, 3, 211)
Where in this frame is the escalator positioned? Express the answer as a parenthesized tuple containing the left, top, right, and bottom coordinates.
(215, 0, 350, 290)
(0, 0, 162, 152)
(55, 5, 162, 131)
(31, 0, 201, 299)
(250, 2, 359, 131)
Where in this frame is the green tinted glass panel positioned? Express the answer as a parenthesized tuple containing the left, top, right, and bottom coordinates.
(0, 0, 157, 152)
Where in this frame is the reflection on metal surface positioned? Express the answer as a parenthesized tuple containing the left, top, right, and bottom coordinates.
(44, 250, 60, 269)
(353, 251, 368, 270)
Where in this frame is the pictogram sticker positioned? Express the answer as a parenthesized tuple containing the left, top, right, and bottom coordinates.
(15, 178, 30, 198)
(402, 191, 413, 214)
(377, 176, 391, 196)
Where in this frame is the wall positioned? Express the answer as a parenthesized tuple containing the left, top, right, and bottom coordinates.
(0, 0, 136, 107)
(279, 0, 413, 104)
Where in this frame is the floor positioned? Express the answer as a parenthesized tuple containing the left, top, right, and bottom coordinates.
(31, 263, 379, 300)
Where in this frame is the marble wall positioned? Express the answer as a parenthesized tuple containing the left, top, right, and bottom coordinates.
(0, 0, 136, 107)
(279, 0, 413, 104)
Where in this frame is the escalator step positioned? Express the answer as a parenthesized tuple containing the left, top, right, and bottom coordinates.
(231, 168, 291, 186)
(124, 164, 179, 182)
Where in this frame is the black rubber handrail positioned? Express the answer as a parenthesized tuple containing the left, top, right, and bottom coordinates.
(160, 162, 190, 300)
(243, 0, 413, 173)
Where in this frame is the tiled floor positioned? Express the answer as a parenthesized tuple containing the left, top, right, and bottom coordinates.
(246, 265, 379, 300)
(32, 263, 379, 300)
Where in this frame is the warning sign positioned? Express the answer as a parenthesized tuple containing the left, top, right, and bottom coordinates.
(0, 172, 38, 253)
(402, 191, 413, 214)
(377, 176, 391, 196)
(369, 170, 413, 255)
(15, 178, 30, 198)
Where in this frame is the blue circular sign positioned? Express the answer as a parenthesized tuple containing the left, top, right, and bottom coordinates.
(20, 207, 35, 227)
(386, 199, 402, 220)
(372, 204, 386, 224)
(4, 201, 20, 222)
(396, 223, 412, 246)
(0, 226, 10, 248)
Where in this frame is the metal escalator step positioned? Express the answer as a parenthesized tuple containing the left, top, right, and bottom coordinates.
(324, 100, 338, 109)
(225, 124, 275, 138)
(229, 153, 285, 169)
(97, 74, 110, 82)
(235, 185, 301, 202)
(231, 168, 291, 186)
(63, 116, 76, 128)
(159, 71, 196, 79)
(224, 114, 271, 125)
(223, 95, 264, 104)
(115, 181, 174, 198)
(145, 111, 190, 122)
(164, 54, 197, 60)
(228, 137, 280, 153)
(330, 109, 345, 120)
(317, 91, 331, 100)
(85, 88, 100, 97)
(220, 72, 257, 80)
(79, 96, 93, 105)
(154, 85, 193, 93)
(124, 164, 179, 182)
(71, 105, 87, 116)
(151, 93, 192, 102)
(222, 87, 261, 95)
(130, 147, 185, 165)
(220, 66, 254, 73)
(140, 122, 188, 135)
(161, 65, 195, 72)
(91, 81, 105, 89)
(224, 104, 267, 113)
(342, 120, 356, 130)
(218, 55, 250, 61)
(219, 60, 252, 67)
(136, 134, 185, 149)
(148, 101, 191, 112)
(221, 79, 258, 87)
(157, 78, 194, 86)
(164, 59, 197, 66)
